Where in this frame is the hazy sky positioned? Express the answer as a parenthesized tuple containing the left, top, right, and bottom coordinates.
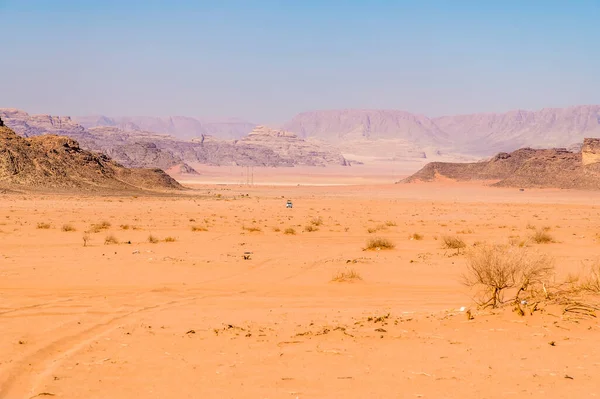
(1, 0, 599, 122)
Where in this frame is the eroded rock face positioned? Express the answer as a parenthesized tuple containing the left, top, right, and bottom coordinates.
(401, 140, 600, 190)
(582, 138, 600, 165)
(236, 126, 347, 166)
(0, 125, 182, 191)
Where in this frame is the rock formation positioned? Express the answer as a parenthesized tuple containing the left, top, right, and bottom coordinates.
(582, 138, 600, 166)
(236, 126, 347, 166)
(2, 109, 347, 169)
(400, 139, 600, 190)
(0, 125, 182, 191)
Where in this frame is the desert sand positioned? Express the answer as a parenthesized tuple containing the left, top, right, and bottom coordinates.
(1, 178, 600, 399)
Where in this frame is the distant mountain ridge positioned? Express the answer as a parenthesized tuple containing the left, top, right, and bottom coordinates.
(282, 106, 600, 156)
(75, 115, 256, 140)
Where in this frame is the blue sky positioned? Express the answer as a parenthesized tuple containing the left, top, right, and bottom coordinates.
(1, 0, 599, 122)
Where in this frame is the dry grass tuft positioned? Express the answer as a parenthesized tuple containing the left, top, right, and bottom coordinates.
(385, 220, 397, 227)
(164, 236, 176, 243)
(331, 269, 363, 282)
(191, 225, 208, 232)
(531, 230, 554, 244)
(284, 227, 296, 235)
(442, 236, 466, 254)
(37, 222, 51, 229)
(104, 234, 119, 245)
(304, 224, 319, 232)
(61, 224, 76, 232)
(364, 237, 395, 251)
(120, 224, 130, 230)
(243, 226, 262, 233)
(462, 244, 554, 308)
(410, 233, 424, 240)
(147, 235, 159, 244)
(90, 221, 111, 233)
(310, 217, 323, 226)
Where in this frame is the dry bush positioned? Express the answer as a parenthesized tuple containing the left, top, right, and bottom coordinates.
(37, 222, 51, 229)
(331, 269, 363, 282)
(272, 227, 281, 232)
(310, 217, 323, 226)
(164, 236, 176, 242)
(580, 260, 600, 292)
(462, 244, 554, 308)
(284, 227, 296, 235)
(364, 237, 395, 251)
(385, 221, 397, 227)
(90, 221, 111, 233)
(147, 235, 159, 244)
(409, 233, 423, 240)
(191, 225, 208, 232)
(532, 230, 554, 244)
(61, 224, 76, 232)
(104, 234, 119, 245)
(120, 224, 130, 230)
(526, 223, 536, 230)
(508, 236, 528, 248)
(242, 226, 262, 233)
(442, 236, 466, 254)
(304, 225, 319, 232)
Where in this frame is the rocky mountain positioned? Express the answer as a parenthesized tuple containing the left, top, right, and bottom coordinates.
(400, 138, 600, 190)
(283, 109, 448, 144)
(432, 105, 600, 155)
(1, 109, 347, 169)
(75, 115, 256, 140)
(0, 123, 182, 192)
(282, 106, 600, 158)
(235, 126, 347, 166)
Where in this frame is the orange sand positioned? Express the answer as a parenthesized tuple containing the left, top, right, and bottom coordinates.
(1, 181, 599, 398)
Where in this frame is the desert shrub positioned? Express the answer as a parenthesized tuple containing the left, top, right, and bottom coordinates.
(120, 224, 130, 230)
(442, 236, 466, 254)
(310, 217, 323, 226)
(532, 230, 554, 244)
(526, 223, 536, 230)
(90, 221, 111, 233)
(462, 244, 554, 308)
(272, 227, 281, 232)
(364, 237, 395, 250)
(164, 236, 176, 242)
(332, 269, 363, 282)
(304, 225, 319, 232)
(37, 222, 51, 229)
(61, 224, 76, 232)
(410, 233, 423, 240)
(508, 236, 527, 248)
(367, 224, 388, 234)
(104, 234, 119, 245)
(191, 225, 208, 232)
(581, 260, 600, 292)
(147, 235, 159, 244)
(284, 227, 296, 235)
(385, 221, 397, 227)
(243, 226, 262, 233)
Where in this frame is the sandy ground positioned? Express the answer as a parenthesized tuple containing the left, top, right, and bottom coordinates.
(1, 182, 600, 398)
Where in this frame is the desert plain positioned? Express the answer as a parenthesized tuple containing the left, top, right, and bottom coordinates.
(1, 177, 600, 399)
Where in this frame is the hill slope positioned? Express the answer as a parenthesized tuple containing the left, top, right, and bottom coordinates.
(0, 125, 182, 191)
(400, 142, 600, 190)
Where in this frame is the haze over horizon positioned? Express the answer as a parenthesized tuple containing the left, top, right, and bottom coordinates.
(1, 0, 599, 123)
